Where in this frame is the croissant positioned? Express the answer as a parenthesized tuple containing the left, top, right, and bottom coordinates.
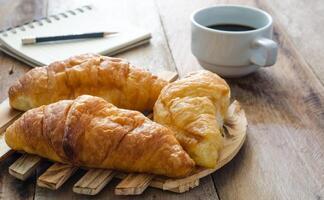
(154, 70, 230, 168)
(9, 54, 168, 112)
(5, 95, 195, 178)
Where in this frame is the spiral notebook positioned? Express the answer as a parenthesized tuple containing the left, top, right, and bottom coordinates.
(0, 5, 151, 67)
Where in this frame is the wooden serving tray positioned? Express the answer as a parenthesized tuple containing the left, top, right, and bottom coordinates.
(0, 71, 247, 196)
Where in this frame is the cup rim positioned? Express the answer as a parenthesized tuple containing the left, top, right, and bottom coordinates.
(190, 4, 273, 34)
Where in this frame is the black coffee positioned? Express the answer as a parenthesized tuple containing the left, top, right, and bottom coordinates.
(207, 24, 255, 31)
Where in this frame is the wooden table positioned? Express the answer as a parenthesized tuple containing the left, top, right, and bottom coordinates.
(0, 0, 323, 199)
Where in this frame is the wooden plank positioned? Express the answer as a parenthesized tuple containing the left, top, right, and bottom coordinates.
(147, 175, 201, 193)
(156, 0, 324, 199)
(73, 169, 115, 195)
(115, 174, 154, 195)
(37, 163, 78, 190)
(264, 0, 324, 84)
(9, 154, 42, 180)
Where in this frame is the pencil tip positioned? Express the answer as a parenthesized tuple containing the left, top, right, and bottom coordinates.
(104, 32, 119, 36)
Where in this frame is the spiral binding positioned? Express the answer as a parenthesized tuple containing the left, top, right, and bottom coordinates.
(0, 5, 92, 37)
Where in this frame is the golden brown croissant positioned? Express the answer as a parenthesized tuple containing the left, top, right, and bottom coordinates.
(154, 70, 230, 168)
(9, 54, 168, 112)
(5, 95, 195, 178)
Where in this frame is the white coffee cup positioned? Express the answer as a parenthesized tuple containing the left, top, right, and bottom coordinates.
(191, 5, 278, 77)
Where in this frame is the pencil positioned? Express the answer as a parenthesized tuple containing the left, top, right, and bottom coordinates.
(22, 31, 118, 45)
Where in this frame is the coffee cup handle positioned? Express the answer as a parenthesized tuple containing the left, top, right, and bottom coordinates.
(250, 38, 278, 67)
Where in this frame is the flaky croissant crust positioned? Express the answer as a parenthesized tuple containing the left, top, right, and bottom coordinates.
(5, 95, 195, 178)
(9, 54, 168, 112)
(154, 70, 230, 168)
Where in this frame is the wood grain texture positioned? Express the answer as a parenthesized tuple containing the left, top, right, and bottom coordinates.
(115, 174, 154, 195)
(9, 154, 41, 181)
(34, 174, 219, 200)
(167, 179, 199, 193)
(156, 0, 324, 199)
(73, 169, 115, 195)
(37, 163, 78, 190)
(265, 0, 324, 84)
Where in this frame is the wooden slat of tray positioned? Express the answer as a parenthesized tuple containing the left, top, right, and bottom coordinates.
(37, 163, 78, 190)
(168, 179, 199, 193)
(9, 154, 42, 180)
(113, 171, 201, 192)
(73, 169, 115, 195)
(115, 174, 155, 195)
